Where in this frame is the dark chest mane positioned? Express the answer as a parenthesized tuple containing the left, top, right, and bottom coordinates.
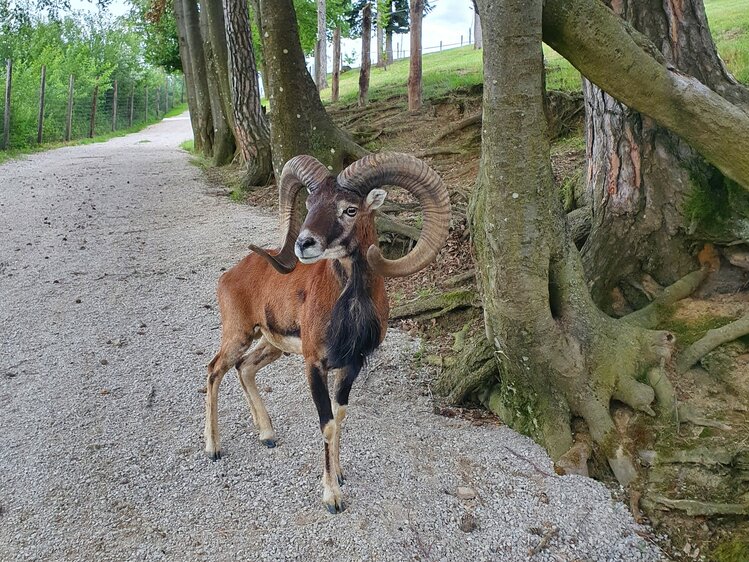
(326, 254, 381, 371)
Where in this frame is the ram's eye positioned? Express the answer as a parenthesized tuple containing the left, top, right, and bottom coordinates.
(344, 207, 358, 217)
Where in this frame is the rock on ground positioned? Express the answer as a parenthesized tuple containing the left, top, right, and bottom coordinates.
(0, 116, 664, 561)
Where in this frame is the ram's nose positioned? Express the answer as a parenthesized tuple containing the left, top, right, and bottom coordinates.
(295, 231, 323, 262)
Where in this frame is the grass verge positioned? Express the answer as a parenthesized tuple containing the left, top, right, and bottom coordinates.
(0, 103, 189, 165)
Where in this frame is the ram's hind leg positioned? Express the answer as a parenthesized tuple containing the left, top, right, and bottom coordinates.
(236, 337, 282, 447)
(205, 337, 253, 460)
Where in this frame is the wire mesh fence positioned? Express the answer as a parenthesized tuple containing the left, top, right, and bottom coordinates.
(0, 59, 185, 151)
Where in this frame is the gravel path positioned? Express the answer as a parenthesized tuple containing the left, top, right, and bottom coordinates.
(0, 116, 663, 561)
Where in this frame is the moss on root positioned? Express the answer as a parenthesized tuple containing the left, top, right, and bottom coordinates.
(712, 536, 749, 562)
(685, 163, 749, 242)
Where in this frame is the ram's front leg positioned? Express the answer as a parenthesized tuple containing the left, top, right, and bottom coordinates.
(305, 360, 343, 513)
(331, 365, 362, 486)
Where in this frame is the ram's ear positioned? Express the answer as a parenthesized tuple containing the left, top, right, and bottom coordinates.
(364, 188, 387, 211)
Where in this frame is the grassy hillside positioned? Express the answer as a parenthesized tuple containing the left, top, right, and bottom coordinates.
(322, 0, 749, 106)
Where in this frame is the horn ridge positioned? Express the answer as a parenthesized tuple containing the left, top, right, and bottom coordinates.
(251, 155, 332, 274)
(337, 152, 451, 278)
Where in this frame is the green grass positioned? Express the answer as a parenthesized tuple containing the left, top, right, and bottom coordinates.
(164, 103, 189, 118)
(705, 0, 749, 84)
(322, 2, 749, 106)
(0, 103, 189, 165)
(321, 45, 581, 106)
(179, 139, 194, 152)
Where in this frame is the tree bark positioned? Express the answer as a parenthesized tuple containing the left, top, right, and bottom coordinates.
(473, 11, 482, 50)
(332, 26, 341, 103)
(223, 0, 273, 187)
(172, 0, 203, 147)
(199, 0, 236, 165)
(179, 0, 213, 157)
(256, 0, 366, 176)
(358, 3, 372, 107)
(580, 0, 749, 311)
(385, 29, 393, 62)
(315, 0, 328, 89)
(376, 23, 384, 67)
(542, 0, 749, 191)
(464, 0, 673, 483)
(408, 0, 423, 111)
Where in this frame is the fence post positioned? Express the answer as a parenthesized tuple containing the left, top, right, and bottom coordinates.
(128, 85, 134, 127)
(156, 87, 160, 116)
(36, 65, 46, 144)
(439, 40, 442, 52)
(165, 78, 170, 109)
(460, 34, 463, 47)
(111, 79, 118, 131)
(89, 84, 98, 138)
(2, 59, 12, 150)
(65, 75, 74, 141)
(144, 86, 148, 122)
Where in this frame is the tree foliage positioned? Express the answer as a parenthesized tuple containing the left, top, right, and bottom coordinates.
(0, 2, 172, 148)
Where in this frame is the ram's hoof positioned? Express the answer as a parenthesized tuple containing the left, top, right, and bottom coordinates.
(206, 449, 222, 461)
(260, 438, 277, 448)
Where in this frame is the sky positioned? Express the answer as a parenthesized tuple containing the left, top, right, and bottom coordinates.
(69, 0, 476, 69)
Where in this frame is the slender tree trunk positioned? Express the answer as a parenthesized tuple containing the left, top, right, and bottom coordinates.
(580, 0, 749, 311)
(248, 0, 270, 98)
(376, 24, 384, 67)
(358, 3, 372, 107)
(385, 29, 393, 63)
(541, 0, 749, 191)
(332, 26, 341, 103)
(408, 0, 423, 111)
(173, 0, 202, 151)
(315, 0, 328, 89)
(457, 0, 673, 484)
(180, 0, 214, 157)
(256, 0, 365, 176)
(223, 0, 273, 187)
(473, 11, 482, 49)
(199, 0, 235, 165)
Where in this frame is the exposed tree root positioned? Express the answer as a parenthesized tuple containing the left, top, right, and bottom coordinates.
(435, 334, 496, 403)
(647, 496, 749, 516)
(391, 289, 479, 321)
(555, 424, 592, 477)
(677, 313, 749, 374)
(375, 213, 420, 241)
(567, 207, 591, 246)
(623, 268, 709, 329)
(413, 147, 464, 158)
(431, 114, 482, 145)
(444, 269, 476, 288)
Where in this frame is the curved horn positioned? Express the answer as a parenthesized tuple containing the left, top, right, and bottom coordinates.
(249, 155, 331, 274)
(337, 152, 451, 277)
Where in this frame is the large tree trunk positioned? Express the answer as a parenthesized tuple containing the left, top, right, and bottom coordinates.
(223, 0, 273, 187)
(180, 0, 213, 157)
(385, 29, 393, 63)
(199, 0, 236, 165)
(315, 0, 328, 89)
(542, 0, 749, 191)
(461, 0, 673, 484)
(256, 0, 365, 175)
(581, 0, 749, 310)
(173, 0, 202, 151)
(408, 0, 423, 111)
(358, 3, 371, 107)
